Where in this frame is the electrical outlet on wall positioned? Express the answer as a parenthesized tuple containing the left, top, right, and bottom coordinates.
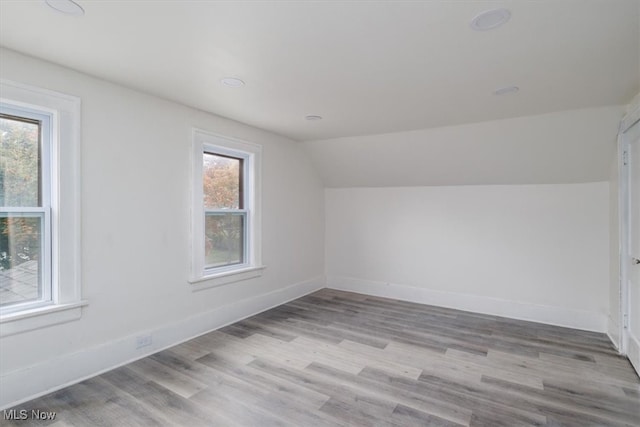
(135, 334, 153, 349)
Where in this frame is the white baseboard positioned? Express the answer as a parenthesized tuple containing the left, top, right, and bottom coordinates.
(327, 276, 607, 332)
(0, 276, 325, 410)
(0, 274, 617, 410)
(607, 316, 621, 351)
(627, 331, 640, 378)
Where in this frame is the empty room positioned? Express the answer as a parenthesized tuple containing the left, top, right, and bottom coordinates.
(0, 0, 639, 425)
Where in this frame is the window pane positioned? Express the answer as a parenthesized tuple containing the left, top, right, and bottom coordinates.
(203, 153, 242, 209)
(0, 115, 41, 207)
(0, 215, 43, 307)
(205, 213, 244, 268)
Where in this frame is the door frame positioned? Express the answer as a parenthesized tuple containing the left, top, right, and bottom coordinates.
(618, 104, 640, 355)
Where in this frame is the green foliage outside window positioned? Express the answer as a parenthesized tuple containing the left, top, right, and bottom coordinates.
(0, 116, 41, 272)
(203, 153, 243, 267)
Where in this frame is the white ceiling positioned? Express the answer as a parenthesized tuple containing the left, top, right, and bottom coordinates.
(0, 0, 638, 142)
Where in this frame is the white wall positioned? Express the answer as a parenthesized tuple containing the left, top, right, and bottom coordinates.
(0, 48, 325, 408)
(326, 183, 610, 331)
(310, 103, 621, 333)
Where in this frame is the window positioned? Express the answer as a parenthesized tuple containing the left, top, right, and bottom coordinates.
(203, 152, 245, 268)
(0, 107, 52, 313)
(191, 129, 263, 288)
(0, 80, 83, 336)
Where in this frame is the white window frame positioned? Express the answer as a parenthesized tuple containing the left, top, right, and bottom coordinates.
(0, 106, 53, 313)
(190, 129, 264, 290)
(0, 79, 85, 337)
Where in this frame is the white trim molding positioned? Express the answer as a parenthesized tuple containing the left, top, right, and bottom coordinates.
(0, 276, 325, 410)
(620, 101, 640, 135)
(189, 265, 267, 290)
(607, 315, 620, 351)
(628, 330, 640, 378)
(0, 79, 83, 335)
(327, 276, 607, 332)
(0, 301, 88, 337)
(617, 100, 640, 371)
(617, 108, 640, 356)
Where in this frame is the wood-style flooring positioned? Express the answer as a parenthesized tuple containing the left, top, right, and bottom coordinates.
(3, 289, 640, 426)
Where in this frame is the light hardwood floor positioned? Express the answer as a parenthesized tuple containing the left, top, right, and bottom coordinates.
(3, 289, 640, 426)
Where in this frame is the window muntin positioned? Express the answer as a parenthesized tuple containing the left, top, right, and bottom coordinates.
(0, 108, 52, 312)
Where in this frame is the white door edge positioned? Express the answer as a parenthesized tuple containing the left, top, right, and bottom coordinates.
(618, 109, 640, 356)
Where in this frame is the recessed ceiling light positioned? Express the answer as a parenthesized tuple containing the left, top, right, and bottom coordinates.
(220, 77, 245, 88)
(470, 8, 511, 31)
(305, 115, 323, 121)
(494, 86, 519, 96)
(44, 0, 85, 16)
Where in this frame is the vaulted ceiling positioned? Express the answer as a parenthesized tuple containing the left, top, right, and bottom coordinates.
(0, 0, 638, 142)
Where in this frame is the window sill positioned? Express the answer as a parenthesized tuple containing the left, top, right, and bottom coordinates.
(0, 301, 88, 337)
(189, 265, 266, 291)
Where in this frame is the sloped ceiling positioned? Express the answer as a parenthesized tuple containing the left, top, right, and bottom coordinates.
(0, 0, 638, 142)
(304, 106, 624, 187)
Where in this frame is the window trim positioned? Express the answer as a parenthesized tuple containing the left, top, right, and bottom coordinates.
(190, 129, 264, 289)
(0, 79, 85, 337)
